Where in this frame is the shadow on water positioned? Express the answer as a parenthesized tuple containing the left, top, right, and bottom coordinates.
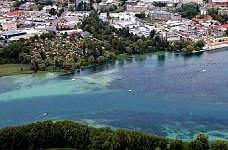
(60, 52, 205, 77)
(183, 52, 203, 60)
(158, 54, 165, 61)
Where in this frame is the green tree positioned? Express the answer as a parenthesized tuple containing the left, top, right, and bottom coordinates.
(196, 134, 209, 150)
(49, 8, 57, 15)
(97, 56, 106, 63)
(186, 45, 195, 53)
(88, 55, 95, 64)
(210, 141, 228, 150)
(177, 3, 199, 19)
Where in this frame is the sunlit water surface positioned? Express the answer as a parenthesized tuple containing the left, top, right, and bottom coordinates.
(0, 50, 228, 141)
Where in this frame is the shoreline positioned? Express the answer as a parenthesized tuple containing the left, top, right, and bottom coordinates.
(1, 47, 228, 77)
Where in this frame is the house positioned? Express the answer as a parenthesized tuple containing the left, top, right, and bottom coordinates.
(0, 19, 17, 31)
(211, 0, 228, 5)
(192, 16, 212, 23)
(6, 10, 21, 18)
(215, 24, 228, 31)
(180, 0, 203, 4)
(151, 10, 171, 21)
(218, 7, 228, 15)
(127, 3, 148, 12)
(19, 2, 35, 10)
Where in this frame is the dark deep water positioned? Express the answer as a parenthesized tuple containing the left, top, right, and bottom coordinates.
(0, 50, 228, 141)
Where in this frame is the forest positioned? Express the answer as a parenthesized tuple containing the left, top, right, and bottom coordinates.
(0, 120, 227, 150)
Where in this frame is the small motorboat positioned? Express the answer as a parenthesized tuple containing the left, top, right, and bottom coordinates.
(72, 78, 76, 81)
(203, 70, 206, 72)
(128, 90, 132, 92)
(43, 112, 48, 116)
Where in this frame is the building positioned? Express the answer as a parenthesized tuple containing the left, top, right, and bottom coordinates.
(43, 5, 58, 11)
(215, 24, 228, 31)
(68, 0, 76, 8)
(19, 2, 35, 10)
(212, 0, 228, 5)
(218, 7, 228, 15)
(3, 31, 27, 39)
(127, 3, 148, 12)
(166, 32, 181, 41)
(181, 0, 204, 4)
(199, 7, 207, 15)
(192, 16, 212, 23)
(5, 10, 21, 18)
(0, 20, 17, 31)
(150, 10, 171, 21)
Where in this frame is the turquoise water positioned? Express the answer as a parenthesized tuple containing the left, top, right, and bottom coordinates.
(0, 51, 228, 141)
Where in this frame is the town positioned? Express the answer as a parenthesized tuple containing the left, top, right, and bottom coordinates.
(0, 0, 228, 73)
(0, 0, 227, 48)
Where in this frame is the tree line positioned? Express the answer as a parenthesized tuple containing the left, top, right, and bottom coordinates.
(0, 120, 227, 150)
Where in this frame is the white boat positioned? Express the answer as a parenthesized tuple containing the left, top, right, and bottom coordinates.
(203, 70, 206, 72)
(43, 112, 48, 116)
(128, 90, 132, 92)
(72, 78, 76, 81)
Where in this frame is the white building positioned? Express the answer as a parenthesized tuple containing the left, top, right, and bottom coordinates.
(181, 0, 204, 4)
(0, 20, 17, 31)
(212, 0, 228, 4)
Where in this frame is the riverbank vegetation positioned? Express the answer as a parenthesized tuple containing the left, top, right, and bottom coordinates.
(0, 120, 227, 150)
(0, 11, 204, 74)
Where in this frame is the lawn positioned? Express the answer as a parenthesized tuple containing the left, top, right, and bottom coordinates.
(0, 64, 31, 76)
(141, 17, 155, 24)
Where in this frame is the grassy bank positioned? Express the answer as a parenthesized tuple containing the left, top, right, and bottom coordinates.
(0, 64, 32, 77)
(0, 64, 75, 77)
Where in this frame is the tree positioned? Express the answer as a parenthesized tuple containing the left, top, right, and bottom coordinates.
(135, 12, 146, 18)
(196, 134, 209, 150)
(170, 139, 183, 150)
(177, 3, 199, 19)
(186, 45, 195, 53)
(210, 141, 228, 150)
(49, 8, 57, 15)
(196, 40, 205, 48)
(189, 140, 203, 150)
(88, 56, 95, 64)
(97, 56, 106, 63)
(225, 29, 228, 36)
(69, 5, 75, 11)
(207, 8, 227, 24)
(149, 30, 156, 39)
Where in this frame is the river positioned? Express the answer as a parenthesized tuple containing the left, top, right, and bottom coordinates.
(0, 51, 228, 141)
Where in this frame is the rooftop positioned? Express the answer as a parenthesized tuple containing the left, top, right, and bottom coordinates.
(192, 16, 212, 22)
(6, 10, 21, 17)
(215, 24, 228, 29)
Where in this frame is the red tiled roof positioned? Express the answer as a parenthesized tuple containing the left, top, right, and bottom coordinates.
(211, 2, 228, 5)
(6, 10, 21, 16)
(192, 16, 212, 22)
(215, 24, 228, 29)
